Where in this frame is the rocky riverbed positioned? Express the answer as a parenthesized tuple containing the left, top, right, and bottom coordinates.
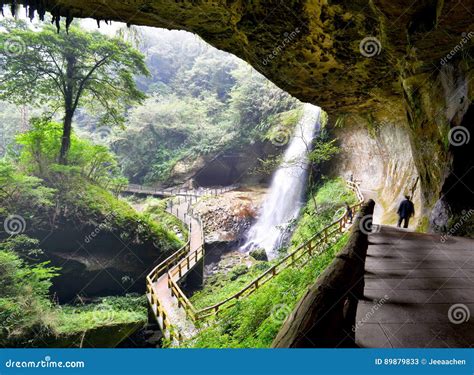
(193, 186, 267, 244)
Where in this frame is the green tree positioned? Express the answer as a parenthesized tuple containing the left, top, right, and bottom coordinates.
(15, 119, 125, 189)
(0, 22, 149, 164)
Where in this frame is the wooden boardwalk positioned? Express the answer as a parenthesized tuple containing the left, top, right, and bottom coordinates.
(151, 197, 203, 340)
(356, 225, 474, 348)
(143, 181, 364, 344)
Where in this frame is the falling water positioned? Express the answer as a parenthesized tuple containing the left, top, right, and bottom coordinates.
(241, 103, 321, 259)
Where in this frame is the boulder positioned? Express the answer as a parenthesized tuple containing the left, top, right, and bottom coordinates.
(249, 248, 268, 261)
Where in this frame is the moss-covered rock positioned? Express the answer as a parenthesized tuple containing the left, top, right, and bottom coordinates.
(249, 248, 268, 261)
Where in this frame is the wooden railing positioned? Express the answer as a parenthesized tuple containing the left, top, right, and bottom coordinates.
(146, 197, 205, 340)
(146, 180, 364, 341)
(272, 199, 375, 348)
(145, 237, 191, 341)
(192, 182, 364, 319)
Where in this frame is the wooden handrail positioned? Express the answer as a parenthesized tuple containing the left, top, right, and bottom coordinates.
(146, 180, 364, 340)
(146, 241, 191, 283)
(192, 181, 364, 319)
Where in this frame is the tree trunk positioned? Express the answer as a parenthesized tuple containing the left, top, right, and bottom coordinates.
(59, 53, 77, 165)
(59, 110, 73, 164)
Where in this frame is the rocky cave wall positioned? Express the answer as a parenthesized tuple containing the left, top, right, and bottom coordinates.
(2, 0, 474, 233)
(327, 100, 423, 227)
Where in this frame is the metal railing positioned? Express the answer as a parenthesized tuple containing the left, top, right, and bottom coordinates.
(124, 184, 238, 198)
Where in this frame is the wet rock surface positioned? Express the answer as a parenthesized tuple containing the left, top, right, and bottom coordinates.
(193, 187, 267, 245)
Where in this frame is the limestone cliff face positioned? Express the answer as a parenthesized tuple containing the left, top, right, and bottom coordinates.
(3, 0, 474, 233)
(331, 61, 473, 230)
(328, 102, 423, 227)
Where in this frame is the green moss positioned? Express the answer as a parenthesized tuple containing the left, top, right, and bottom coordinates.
(416, 216, 430, 233)
(65, 180, 183, 253)
(54, 295, 147, 335)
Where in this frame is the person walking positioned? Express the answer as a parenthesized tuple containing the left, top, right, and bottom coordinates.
(345, 202, 353, 223)
(397, 195, 415, 228)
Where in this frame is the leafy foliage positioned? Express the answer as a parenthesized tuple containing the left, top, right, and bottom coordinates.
(113, 64, 300, 183)
(0, 237, 59, 344)
(290, 177, 357, 247)
(16, 118, 125, 189)
(309, 135, 341, 164)
(2, 118, 182, 251)
(187, 179, 356, 347)
(0, 238, 147, 346)
(0, 20, 149, 162)
(187, 234, 349, 348)
(0, 158, 55, 230)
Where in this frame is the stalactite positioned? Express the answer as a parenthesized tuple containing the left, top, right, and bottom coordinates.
(65, 9, 73, 33)
(37, 0, 46, 21)
(10, 0, 17, 17)
(27, 1, 36, 21)
(50, 6, 61, 32)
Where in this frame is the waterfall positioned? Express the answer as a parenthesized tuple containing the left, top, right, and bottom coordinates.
(241, 103, 321, 259)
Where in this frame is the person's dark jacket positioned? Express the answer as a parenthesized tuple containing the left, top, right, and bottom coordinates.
(398, 199, 415, 218)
